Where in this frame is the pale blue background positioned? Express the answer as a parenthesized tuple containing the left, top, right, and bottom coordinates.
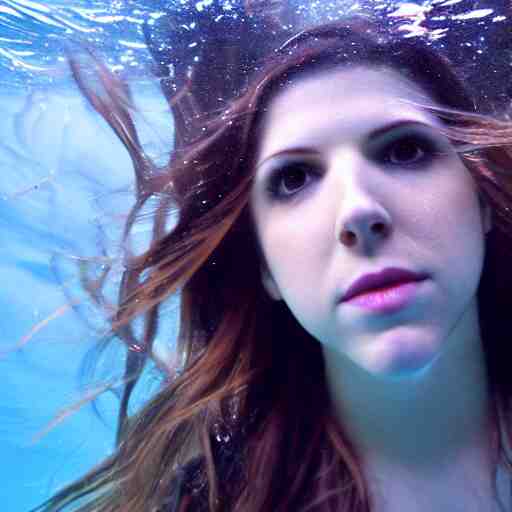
(0, 83, 174, 511)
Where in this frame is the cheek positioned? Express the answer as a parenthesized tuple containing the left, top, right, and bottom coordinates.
(415, 166, 486, 295)
(445, 174, 485, 249)
(254, 209, 335, 338)
(255, 203, 332, 287)
(404, 162, 484, 246)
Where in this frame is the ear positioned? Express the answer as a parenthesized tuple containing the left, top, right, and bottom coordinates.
(260, 264, 282, 301)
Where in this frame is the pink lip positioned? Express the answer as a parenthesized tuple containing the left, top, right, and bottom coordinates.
(340, 267, 428, 313)
(343, 280, 424, 313)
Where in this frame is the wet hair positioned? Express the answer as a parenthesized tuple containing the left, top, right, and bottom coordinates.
(33, 13, 512, 512)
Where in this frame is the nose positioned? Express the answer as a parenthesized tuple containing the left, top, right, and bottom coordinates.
(338, 209, 391, 248)
(334, 160, 393, 251)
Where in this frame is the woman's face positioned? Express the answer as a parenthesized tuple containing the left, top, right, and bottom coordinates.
(249, 66, 491, 377)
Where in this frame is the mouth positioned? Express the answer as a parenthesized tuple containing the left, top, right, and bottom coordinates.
(340, 267, 428, 311)
(342, 280, 426, 313)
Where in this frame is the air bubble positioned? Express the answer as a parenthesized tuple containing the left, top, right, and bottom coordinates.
(215, 432, 232, 443)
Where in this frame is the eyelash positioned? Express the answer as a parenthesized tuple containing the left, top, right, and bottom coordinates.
(265, 132, 443, 201)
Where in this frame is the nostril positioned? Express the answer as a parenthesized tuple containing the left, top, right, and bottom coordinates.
(340, 220, 390, 246)
(340, 230, 357, 246)
(372, 222, 387, 235)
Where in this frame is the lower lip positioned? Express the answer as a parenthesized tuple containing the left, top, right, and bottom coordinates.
(342, 280, 425, 313)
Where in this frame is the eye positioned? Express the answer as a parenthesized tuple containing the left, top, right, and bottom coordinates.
(387, 137, 426, 164)
(377, 131, 443, 168)
(265, 161, 319, 200)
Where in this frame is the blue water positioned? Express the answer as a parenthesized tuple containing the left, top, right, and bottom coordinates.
(0, 84, 173, 510)
(1, 0, 510, 510)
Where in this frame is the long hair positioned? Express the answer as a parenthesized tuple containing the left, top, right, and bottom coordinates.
(33, 14, 512, 512)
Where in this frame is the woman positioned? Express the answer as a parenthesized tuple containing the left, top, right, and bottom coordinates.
(33, 11, 512, 512)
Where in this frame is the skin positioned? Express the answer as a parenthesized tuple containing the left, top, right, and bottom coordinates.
(249, 67, 507, 511)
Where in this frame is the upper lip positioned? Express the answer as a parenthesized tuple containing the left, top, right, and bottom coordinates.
(341, 267, 428, 302)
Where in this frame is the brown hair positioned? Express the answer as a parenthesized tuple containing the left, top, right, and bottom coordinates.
(32, 14, 512, 512)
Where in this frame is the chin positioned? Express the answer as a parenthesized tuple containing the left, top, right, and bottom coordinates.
(379, 356, 438, 381)
(362, 335, 440, 380)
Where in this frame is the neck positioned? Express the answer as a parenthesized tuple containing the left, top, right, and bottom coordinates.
(322, 299, 504, 509)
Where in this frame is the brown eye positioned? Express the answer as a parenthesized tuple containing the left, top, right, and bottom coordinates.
(266, 162, 318, 200)
(281, 164, 309, 193)
(378, 132, 441, 168)
(388, 138, 426, 164)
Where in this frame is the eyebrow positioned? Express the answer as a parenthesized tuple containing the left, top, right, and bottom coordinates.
(256, 119, 435, 169)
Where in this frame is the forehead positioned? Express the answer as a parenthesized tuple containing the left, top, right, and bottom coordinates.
(257, 66, 441, 158)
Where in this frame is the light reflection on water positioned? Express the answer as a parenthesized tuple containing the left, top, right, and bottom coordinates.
(0, 0, 509, 96)
(0, 0, 155, 87)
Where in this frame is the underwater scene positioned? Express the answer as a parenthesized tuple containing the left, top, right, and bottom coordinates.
(1, 0, 511, 510)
